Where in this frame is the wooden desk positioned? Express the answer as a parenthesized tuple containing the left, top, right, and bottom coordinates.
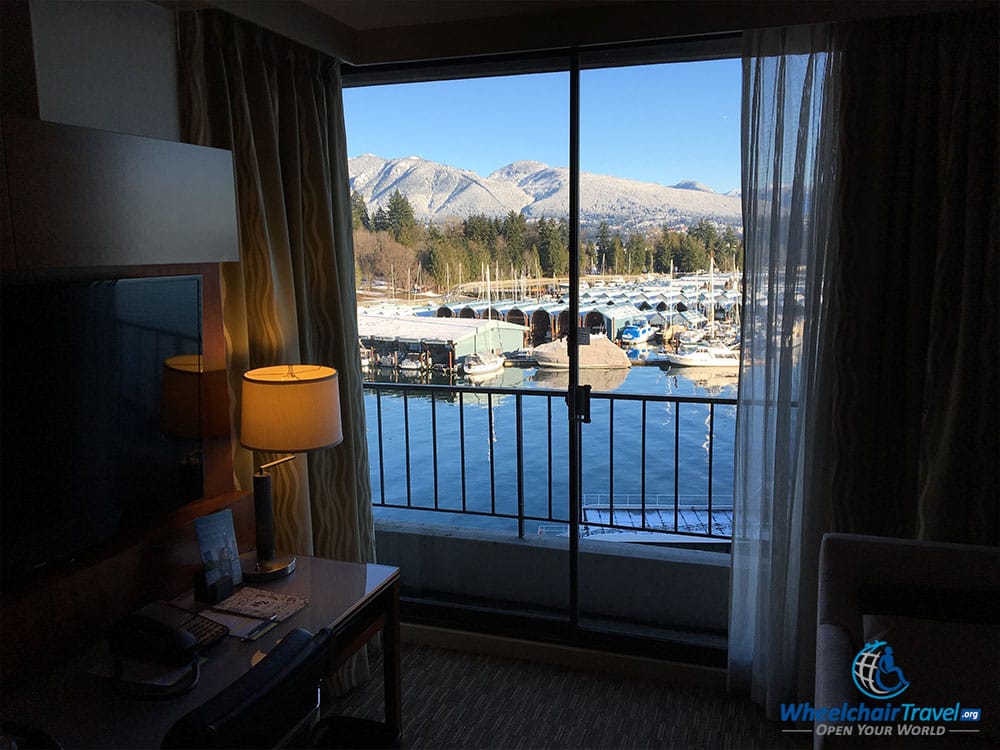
(0, 556, 401, 749)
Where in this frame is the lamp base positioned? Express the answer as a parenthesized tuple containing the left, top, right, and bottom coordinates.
(241, 553, 296, 582)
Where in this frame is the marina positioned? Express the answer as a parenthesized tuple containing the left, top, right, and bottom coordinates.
(358, 273, 741, 374)
(358, 274, 741, 544)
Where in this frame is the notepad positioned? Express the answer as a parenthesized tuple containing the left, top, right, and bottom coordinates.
(211, 587, 308, 622)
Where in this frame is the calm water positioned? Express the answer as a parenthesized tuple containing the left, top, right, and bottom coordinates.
(363, 364, 738, 536)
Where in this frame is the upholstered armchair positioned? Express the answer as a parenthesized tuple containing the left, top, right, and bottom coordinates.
(815, 533, 999, 749)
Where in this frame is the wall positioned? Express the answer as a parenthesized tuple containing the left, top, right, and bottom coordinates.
(376, 521, 730, 633)
(29, 0, 179, 140)
(0, 1, 245, 687)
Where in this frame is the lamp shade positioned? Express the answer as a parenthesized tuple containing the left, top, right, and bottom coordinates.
(240, 365, 343, 453)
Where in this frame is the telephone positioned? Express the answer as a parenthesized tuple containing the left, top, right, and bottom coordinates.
(108, 601, 228, 666)
(109, 604, 199, 666)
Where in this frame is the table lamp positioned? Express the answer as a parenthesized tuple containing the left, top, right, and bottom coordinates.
(240, 364, 343, 581)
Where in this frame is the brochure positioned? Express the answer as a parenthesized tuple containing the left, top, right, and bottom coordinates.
(194, 509, 242, 587)
(211, 587, 308, 622)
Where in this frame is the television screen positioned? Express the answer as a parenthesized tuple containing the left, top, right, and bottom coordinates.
(1, 274, 205, 580)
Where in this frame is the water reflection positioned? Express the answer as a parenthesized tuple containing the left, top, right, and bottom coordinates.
(365, 363, 738, 399)
(662, 366, 739, 396)
(365, 365, 526, 406)
(528, 367, 630, 393)
(367, 366, 525, 389)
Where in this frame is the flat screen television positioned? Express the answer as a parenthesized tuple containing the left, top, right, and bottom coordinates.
(1, 273, 205, 581)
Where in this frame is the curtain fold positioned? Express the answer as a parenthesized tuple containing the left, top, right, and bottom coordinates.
(729, 24, 842, 717)
(828, 9, 999, 544)
(178, 9, 375, 688)
(731, 7, 998, 716)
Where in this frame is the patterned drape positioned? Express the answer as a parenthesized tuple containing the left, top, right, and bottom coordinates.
(177, 10, 376, 686)
(828, 8, 999, 545)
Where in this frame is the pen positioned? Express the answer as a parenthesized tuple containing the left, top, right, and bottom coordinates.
(241, 615, 278, 642)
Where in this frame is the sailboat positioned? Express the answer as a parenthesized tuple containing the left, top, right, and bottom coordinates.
(662, 343, 740, 368)
(462, 266, 505, 379)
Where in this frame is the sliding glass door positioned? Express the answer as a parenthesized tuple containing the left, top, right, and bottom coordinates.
(573, 54, 742, 648)
(344, 40, 742, 652)
(345, 69, 575, 625)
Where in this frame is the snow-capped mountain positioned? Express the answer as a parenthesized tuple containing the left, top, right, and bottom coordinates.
(348, 154, 742, 230)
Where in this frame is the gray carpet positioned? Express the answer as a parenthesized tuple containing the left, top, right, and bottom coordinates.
(325, 643, 809, 750)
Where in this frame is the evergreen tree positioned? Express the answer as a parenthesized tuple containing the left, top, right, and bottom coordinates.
(595, 221, 612, 273)
(463, 214, 497, 252)
(719, 225, 743, 271)
(688, 219, 719, 269)
(501, 211, 527, 253)
(372, 206, 390, 233)
(386, 189, 419, 246)
(582, 240, 597, 273)
(608, 233, 624, 273)
(350, 190, 371, 231)
(558, 219, 571, 275)
(536, 218, 569, 276)
(500, 211, 527, 269)
(653, 226, 682, 273)
(674, 232, 708, 272)
(625, 232, 646, 275)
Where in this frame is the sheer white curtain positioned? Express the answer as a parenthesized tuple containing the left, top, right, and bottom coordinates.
(728, 25, 842, 717)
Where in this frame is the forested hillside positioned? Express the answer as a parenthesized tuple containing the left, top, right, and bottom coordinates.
(352, 190, 742, 292)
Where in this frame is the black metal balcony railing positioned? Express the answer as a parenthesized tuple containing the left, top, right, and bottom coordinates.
(363, 381, 736, 543)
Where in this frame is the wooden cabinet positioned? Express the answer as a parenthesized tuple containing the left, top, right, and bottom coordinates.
(0, 115, 238, 268)
(0, 491, 254, 685)
(0, 117, 244, 684)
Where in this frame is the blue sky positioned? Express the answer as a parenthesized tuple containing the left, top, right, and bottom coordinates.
(343, 58, 742, 194)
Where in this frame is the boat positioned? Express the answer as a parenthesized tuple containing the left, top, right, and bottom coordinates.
(398, 353, 425, 371)
(678, 328, 706, 344)
(461, 266, 505, 378)
(504, 349, 537, 367)
(462, 350, 505, 377)
(665, 366, 739, 394)
(619, 319, 654, 345)
(662, 343, 740, 367)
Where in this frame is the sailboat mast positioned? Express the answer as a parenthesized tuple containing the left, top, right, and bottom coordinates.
(486, 264, 495, 353)
(708, 251, 715, 338)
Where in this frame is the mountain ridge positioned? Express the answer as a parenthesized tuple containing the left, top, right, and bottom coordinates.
(349, 154, 742, 230)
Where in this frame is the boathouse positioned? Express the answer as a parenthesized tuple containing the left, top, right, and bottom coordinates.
(358, 313, 527, 369)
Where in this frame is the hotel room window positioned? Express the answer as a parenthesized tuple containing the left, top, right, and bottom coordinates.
(343, 49, 742, 646)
